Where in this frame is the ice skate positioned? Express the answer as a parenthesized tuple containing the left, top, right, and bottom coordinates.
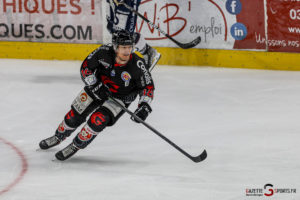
(55, 142, 79, 161)
(39, 135, 61, 150)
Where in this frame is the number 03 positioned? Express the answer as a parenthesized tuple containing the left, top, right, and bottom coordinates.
(290, 9, 300, 20)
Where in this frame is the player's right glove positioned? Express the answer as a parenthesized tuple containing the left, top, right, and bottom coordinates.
(131, 102, 152, 123)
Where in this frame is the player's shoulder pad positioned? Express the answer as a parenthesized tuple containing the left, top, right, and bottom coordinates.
(132, 52, 146, 65)
(131, 53, 149, 74)
(87, 44, 113, 60)
(99, 44, 113, 51)
(131, 53, 152, 82)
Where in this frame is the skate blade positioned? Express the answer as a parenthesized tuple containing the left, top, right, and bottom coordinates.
(51, 157, 58, 162)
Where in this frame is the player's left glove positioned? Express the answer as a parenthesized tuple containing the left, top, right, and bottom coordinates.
(131, 102, 152, 123)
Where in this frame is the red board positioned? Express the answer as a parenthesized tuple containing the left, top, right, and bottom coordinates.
(267, 0, 300, 52)
(234, 0, 266, 50)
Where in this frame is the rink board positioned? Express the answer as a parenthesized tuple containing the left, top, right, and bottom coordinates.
(1, 41, 300, 70)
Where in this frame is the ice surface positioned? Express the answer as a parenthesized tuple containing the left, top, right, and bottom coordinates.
(0, 59, 299, 200)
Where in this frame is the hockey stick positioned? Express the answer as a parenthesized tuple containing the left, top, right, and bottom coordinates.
(109, 96, 207, 163)
(115, 1, 201, 49)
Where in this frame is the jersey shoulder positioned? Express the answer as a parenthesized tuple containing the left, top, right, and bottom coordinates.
(87, 44, 114, 60)
(131, 53, 147, 69)
(130, 53, 153, 84)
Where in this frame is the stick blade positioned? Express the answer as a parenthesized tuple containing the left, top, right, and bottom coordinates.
(179, 36, 201, 49)
(191, 149, 207, 163)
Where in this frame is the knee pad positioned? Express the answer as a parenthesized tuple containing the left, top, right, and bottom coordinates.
(87, 110, 110, 132)
(101, 99, 127, 126)
(64, 108, 85, 128)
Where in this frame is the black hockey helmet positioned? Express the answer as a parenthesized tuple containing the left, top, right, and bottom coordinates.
(112, 30, 135, 50)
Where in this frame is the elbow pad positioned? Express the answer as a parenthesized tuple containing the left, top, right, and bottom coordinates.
(84, 74, 97, 86)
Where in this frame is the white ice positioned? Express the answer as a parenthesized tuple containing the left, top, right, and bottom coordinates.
(0, 59, 299, 200)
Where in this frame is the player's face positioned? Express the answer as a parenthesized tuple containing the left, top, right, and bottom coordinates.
(116, 45, 133, 64)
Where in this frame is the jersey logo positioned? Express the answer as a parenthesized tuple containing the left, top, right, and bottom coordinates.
(78, 126, 96, 141)
(101, 75, 119, 93)
(58, 121, 67, 133)
(137, 60, 151, 84)
(121, 71, 131, 87)
(80, 92, 88, 102)
(91, 112, 106, 126)
(111, 69, 116, 77)
(81, 68, 92, 78)
(72, 90, 93, 114)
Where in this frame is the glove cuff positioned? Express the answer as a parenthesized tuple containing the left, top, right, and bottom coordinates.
(139, 102, 152, 113)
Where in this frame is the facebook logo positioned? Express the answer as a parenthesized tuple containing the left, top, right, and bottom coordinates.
(226, 0, 242, 15)
(230, 23, 247, 40)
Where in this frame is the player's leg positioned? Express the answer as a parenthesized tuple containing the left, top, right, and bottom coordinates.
(55, 98, 127, 161)
(39, 87, 100, 149)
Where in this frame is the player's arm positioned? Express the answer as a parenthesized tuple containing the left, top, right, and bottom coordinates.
(80, 47, 109, 100)
(80, 48, 101, 86)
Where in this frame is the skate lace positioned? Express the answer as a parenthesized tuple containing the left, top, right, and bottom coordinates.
(62, 144, 78, 157)
(45, 136, 59, 146)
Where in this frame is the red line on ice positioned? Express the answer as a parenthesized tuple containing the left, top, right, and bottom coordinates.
(0, 137, 28, 196)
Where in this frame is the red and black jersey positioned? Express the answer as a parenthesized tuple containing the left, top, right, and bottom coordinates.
(80, 45, 154, 105)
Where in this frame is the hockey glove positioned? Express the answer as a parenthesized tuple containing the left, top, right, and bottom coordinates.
(131, 102, 152, 123)
(85, 83, 111, 100)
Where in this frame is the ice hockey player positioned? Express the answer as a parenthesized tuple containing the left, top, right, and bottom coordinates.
(106, 0, 161, 70)
(39, 30, 155, 161)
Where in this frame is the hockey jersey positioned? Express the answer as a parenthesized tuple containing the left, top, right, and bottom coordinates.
(80, 45, 154, 105)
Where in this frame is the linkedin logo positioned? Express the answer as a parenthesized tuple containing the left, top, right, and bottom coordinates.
(226, 0, 242, 15)
(230, 23, 247, 40)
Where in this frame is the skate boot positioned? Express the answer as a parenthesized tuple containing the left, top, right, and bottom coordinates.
(143, 44, 161, 72)
(55, 142, 79, 161)
(40, 119, 75, 150)
(39, 135, 61, 150)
